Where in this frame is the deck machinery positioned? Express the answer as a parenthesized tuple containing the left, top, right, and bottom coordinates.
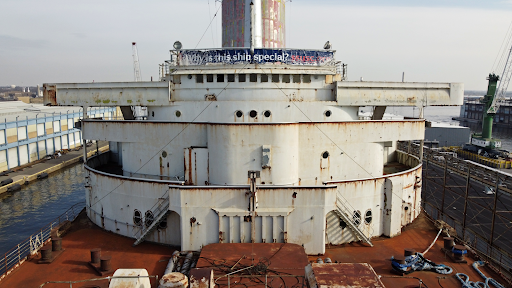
(43, 0, 463, 254)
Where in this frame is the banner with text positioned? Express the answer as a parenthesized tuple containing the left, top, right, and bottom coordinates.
(179, 49, 335, 66)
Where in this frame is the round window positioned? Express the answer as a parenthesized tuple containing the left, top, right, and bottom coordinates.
(133, 210, 142, 226)
(324, 110, 332, 117)
(145, 211, 154, 228)
(364, 210, 372, 224)
(322, 151, 330, 159)
(235, 110, 243, 118)
(175, 110, 181, 117)
(264, 110, 271, 118)
(353, 210, 361, 226)
(158, 218, 168, 229)
(162, 151, 168, 158)
(339, 219, 347, 230)
(249, 110, 258, 118)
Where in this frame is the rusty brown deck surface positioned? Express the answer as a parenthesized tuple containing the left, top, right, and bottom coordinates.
(1, 211, 510, 288)
(196, 243, 309, 288)
(311, 212, 510, 288)
(0, 213, 176, 288)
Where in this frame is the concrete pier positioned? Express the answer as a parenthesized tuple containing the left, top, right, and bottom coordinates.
(0, 141, 108, 194)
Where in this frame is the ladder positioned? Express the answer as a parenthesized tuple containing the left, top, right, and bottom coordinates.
(334, 195, 373, 247)
(133, 196, 170, 246)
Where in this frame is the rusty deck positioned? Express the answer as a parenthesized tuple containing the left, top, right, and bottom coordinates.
(0, 211, 509, 288)
(0, 212, 176, 288)
(311, 212, 511, 288)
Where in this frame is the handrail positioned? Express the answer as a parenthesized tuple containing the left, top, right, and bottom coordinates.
(0, 202, 85, 281)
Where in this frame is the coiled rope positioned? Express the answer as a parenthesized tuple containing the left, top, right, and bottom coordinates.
(391, 253, 453, 275)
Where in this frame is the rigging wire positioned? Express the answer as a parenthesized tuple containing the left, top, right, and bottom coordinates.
(89, 62, 251, 208)
(195, 2, 222, 49)
(208, 0, 216, 47)
(491, 20, 512, 74)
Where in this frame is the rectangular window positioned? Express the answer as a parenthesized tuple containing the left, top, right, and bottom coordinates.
(303, 75, 311, 83)
(250, 74, 258, 82)
(282, 74, 291, 83)
(261, 74, 269, 82)
(228, 74, 235, 82)
(207, 74, 214, 82)
(239, 74, 246, 82)
(292, 74, 301, 83)
(217, 74, 225, 82)
(272, 74, 280, 83)
(196, 75, 203, 83)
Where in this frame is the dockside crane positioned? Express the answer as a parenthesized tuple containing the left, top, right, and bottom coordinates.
(470, 29, 512, 150)
(132, 42, 142, 82)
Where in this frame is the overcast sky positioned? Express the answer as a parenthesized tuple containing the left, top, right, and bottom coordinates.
(1, 0, 512, 90)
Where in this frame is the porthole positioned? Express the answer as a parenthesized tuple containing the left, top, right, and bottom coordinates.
(158, 218, 168, 229)
(235, 110, 243, 118)
(324, 110, 332, 117)
(339, 219, 347, 230)
(364, 210, 372, 224)
(322, 151, 330, 159)
(249, 110, 257, 118)
(353, 210, 361, 226)
(162, 151, 168, 158)
(187, 74, 193, 79)
(404, 206, 409, 211)
(175, 110, 181, 117)
(133, 210, 142, 226)
(264, 110, 271, 118)
(145, 211, 154, 228)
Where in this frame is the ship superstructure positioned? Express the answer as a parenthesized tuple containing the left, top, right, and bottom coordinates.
(43, 0, 463, 254)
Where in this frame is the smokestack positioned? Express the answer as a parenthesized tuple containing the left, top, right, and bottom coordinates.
(222, 0, 285, 48)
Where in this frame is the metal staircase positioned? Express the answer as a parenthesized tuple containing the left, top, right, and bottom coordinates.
(334, 195, 373, 247)
(133, 196, 170, 246)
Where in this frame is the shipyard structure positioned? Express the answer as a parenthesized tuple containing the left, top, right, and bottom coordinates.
(43, 0, 463, 254)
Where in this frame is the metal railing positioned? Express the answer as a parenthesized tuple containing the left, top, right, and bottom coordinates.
(399, 141, 512, 282)
(39, 275, 159, 288)
(335, 195, 374, 246)
(133, 195, 170, 246)
(0, 202, 85, 281)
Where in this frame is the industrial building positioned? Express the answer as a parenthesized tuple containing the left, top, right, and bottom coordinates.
(0, 101, 115, 172)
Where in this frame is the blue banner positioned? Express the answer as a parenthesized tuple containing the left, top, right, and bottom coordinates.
(179, 49, 334, 66)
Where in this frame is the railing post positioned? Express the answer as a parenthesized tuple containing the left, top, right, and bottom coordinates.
(17, 244, 20, 264)
(440, 157, 448, 216)
(489, 170, 500, 247)
(462, 164, 471, 241)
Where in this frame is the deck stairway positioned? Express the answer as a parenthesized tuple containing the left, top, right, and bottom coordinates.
(334, 195, 373, 247)
(133, 195, 170, 246)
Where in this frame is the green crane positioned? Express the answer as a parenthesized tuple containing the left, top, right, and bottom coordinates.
(470, 41, 512, 149)
(470, 74, 502, 149)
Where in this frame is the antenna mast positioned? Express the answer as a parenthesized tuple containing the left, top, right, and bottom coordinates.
(132, 42, 142, 81)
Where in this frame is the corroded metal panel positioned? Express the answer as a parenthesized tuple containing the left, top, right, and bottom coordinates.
(43, 82, 170, 106)
(309, 263, 385, 288)
(336, 81, 464, 106)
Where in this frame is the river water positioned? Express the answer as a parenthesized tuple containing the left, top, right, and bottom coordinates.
(1, 106, 512, 257)
(0, 164, 85, 257)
